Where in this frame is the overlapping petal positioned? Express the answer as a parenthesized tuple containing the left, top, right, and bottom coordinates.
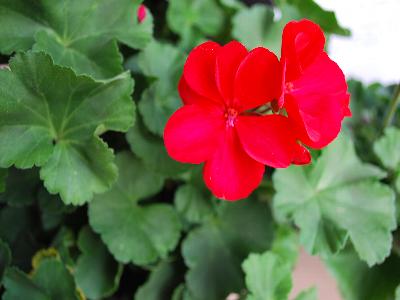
(183, 41, 223, 104)
(292, 143, 311, 165)
(178, 76, 213, 105)
(164, 104, 224, 164)
(234, 47, 281, 111)
(281, 19, 325, 82)
(203, 128, 265, 201)
(285, 53, 349, 148)
(236, 115, 298, 168)
(215, 40, 248, 106)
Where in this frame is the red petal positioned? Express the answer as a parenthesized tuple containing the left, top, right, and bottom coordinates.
(236, 115, 298, 168)
(178, 76, 214, 105)
(164, 104, 224, 164)
(234, 47, 281, 112)
(215, 41, 248, 106)
(281, 19, 325, 81)
(285, 53, 349, 148)
(183, 41, 223, 104)
(203, 128, 264, 201)
(292, 143, 311, 165)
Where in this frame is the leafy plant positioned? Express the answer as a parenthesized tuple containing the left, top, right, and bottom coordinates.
(0, 0, 398, 299)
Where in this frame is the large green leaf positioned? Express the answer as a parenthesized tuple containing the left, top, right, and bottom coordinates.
(273, 136, 396, 266)
(326, 248, 400, 300)
(182, 198, 274, 300)
(0, 51, 134, 205)
(89, 152, 181, 266)
(0, 0, 153, 78)
(3, 268, 50, 300)
(136, 40, 184, 136)
(75, 226, 122, 299)
(3, 258, 80, 300)
(232, 1, 348, 55)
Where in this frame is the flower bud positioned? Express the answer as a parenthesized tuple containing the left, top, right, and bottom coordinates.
(137, 4, 146, 23)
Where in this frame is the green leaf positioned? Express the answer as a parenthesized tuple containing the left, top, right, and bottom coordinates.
(139, 84, 182, 136)
(273, 136, 396, 266)
(0, 168, 39, 206)
(51, 227, 76, 267)
(89, 152, 181, 266)
(241, 226, 298, 300)
(3, 268, 50, 300)
(0, 239, 11, 283)
(0, 0, 153, 78)
(326, 248, 400, 300)
(294, 288, 317, 300)
(243, 252, 292, 300)
(174, 184, 215, 224)
(75, 226, 122, 299)
(3, 257, 80, 300)
(396, 284, 400, 300)
(270, 226, 299, 267)
(135, 261, 183, 300)
(167, 0, 224, 47)
(172, 284, 186, 300)
(0, 51, 134, 205)
(232, 1, 349, 55)
(40, 137, 118, 205)
(126, 119, 188, 177)
(182, 198, 274, 300)
(232, 5, 277, 52)
(373, 127, 400, 171)
(32, 258, 79, 300)
(137, 40, 184, 136)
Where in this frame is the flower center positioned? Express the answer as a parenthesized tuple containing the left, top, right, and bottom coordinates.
(225, 108, 238, 127)
(285, 82, 294, 93)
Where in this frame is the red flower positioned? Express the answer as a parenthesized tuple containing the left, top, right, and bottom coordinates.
(164, 41, 306, 201)
(137, 4, 147, 23)
(279, 20, 351, 149)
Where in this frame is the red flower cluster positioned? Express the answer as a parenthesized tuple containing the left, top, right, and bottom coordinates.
(164, 20, 351, 201)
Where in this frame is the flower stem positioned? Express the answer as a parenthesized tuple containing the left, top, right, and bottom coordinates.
(383, 83, 400, 128)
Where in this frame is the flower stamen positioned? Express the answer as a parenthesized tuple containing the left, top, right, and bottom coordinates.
(225, 108, 238, 127)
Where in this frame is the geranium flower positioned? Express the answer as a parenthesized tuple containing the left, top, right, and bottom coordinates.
(164, 41, 308, 200)
(279, 19, 351, 149)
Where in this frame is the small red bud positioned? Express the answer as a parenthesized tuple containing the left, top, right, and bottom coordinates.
(137, 4, 147, 23)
